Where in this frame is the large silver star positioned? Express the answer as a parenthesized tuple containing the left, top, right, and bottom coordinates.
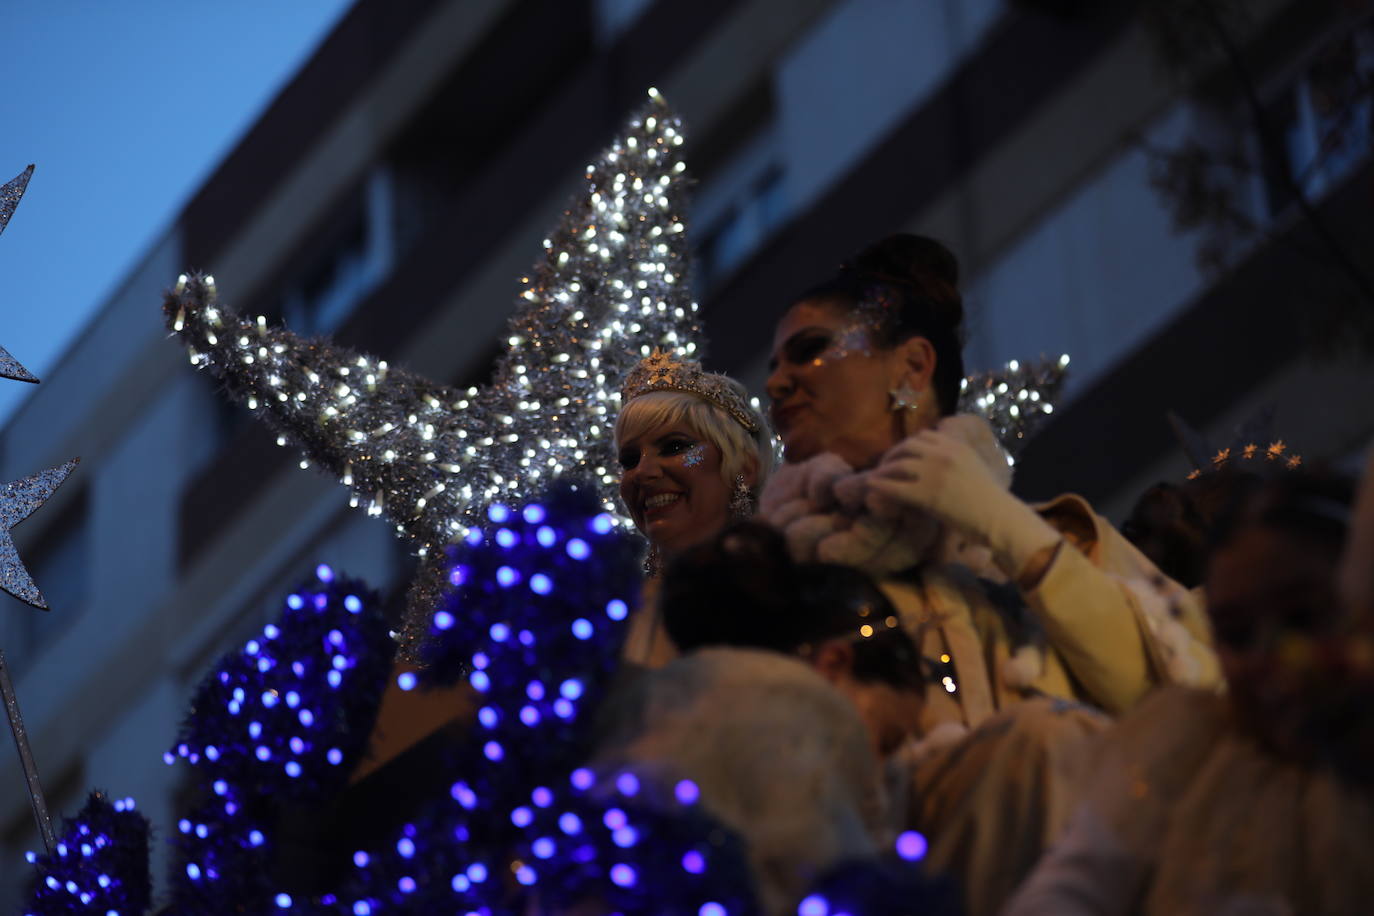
(0, 459, 77, 609)
(0, 167, 39, 385)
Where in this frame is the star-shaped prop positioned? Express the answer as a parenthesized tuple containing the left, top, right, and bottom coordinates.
(165, 89, 698, 654)
(959, 354, 1069, 459)
(0, 167, 39, 384)
(0, 458, 78, 608)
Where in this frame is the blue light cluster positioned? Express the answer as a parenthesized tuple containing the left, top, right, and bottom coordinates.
(164, 566, 393, 911)
(20, 792, 151, 915)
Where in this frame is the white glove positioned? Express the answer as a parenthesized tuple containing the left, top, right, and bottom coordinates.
(867, 429, 1061, 580)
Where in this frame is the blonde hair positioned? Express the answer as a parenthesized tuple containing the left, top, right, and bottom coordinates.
(615, 384, 774, 495)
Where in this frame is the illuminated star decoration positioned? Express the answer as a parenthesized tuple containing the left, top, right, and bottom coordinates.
(959, 354, 1070, 459)
(165, 89, 699, 656)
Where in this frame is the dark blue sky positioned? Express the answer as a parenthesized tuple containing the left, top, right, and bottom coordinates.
(0, 0, 354, 426)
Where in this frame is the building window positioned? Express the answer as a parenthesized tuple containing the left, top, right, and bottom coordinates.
(270, 167, 396, 336)
(1256, 22, 1373, 218)
(697, 164, 788, 290)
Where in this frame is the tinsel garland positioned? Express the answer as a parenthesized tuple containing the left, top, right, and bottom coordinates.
(20, 792, 151, 915)
(958, 354, 1069, 459)
(164, 567, 393, 912)
(163, 90, 699, 658)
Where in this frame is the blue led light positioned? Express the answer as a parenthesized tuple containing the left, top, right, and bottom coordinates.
(511, 806, 533, 827)
(604, 808, 628, 830)
(554, 698, 575, 718)
(478, 707, 499, 728)
(675, 779, 700, 804)
(471, 671, 491, 692)
(285, 691, 300, 708)
(558, 812, 582, 835)
(560, 678, 584, 700)
(397, 672, 418, 691)
(245, 640, 260, 656)
(299, 709, 315, 727)
(612, 826, 638, 848)
(606, 598, 629, 621)
(496, 528, 519, 548)
(490, 622, 511, 642)
(286, 594, 304, 611)
(571, 618, 593, 639)
(255, 746, 271, 762)
(523, 503, 547, 524)
(399, 876, 417, 894)
(353, 902, 372, 915)
(472, 651, 489, 669)
(683, 850, 706, 874)
(520, 705, 541, 726)
(566, 537, 591, 560)
(434, 610, 455, 630)
(590, 513, 614, 534)
(532, 837, 555, 859)
(450, 782, 478, 809)
(488, 504, 511, 523)
(286, 761, 302, 778)
(276, 893, 292, 908)
(327, 670, 343, 688)
(616, 771, 640, 796)
(186, 863, 202, 880)
(467, 863, 488, 883)
(699, 904, 725, 916)
(610, 863, 637, 888)
(798, 895, 829, 916)
(516, 864, 537, 886)
(264, 624, 280, 639)
(527, 680, 546, 701)
(450, 564, 469, 586)
(397, 837, 415, 859)
(530, 573, 553, 594)
(213, 780, 228, 796)
(484, 741, 504, 761)
(536, 525, 557, 547)
(316, 564, 335, 583)
(450, 874, 470, 892)
(496, 566, 520, 587)
(571, 768, 594, 790)
(249, 830, 265, 847)
(327, 748, 344, 765)
(532, 786, 553, 807)
(344, 594, 363, 613)
(896, 829, 928, 861)
(261, 690, 278, 708)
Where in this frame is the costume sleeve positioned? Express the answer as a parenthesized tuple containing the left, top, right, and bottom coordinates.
(165, 275, 469, 550)
(1024, 497, 1221, 713)
(1001, 804, 1143, 916)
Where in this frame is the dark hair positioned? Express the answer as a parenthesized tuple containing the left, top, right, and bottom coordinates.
(793, 233, 966, 415)
(660, 522, 923, 691)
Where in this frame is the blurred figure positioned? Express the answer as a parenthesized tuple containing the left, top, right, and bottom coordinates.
(1008, 469, 1374, 916)
(593, 522, 929, 915)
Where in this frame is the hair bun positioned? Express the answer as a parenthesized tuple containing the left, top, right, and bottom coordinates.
(847, 233, 964, 341)
(849, 233, 959, 289)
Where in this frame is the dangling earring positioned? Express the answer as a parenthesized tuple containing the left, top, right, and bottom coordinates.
(729, 474, 755, 518)
(643, 544, 663, 577)
(889, 381, 920, 412)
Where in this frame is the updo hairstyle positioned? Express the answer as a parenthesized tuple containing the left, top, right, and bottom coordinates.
(794, 233, 966, 415)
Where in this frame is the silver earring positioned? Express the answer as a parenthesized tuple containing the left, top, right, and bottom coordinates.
(889, 381, 920, 412)
(729, 474, 755, 518)
(643, 544, 663, 577)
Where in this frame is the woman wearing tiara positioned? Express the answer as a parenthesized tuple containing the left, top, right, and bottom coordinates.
(612, 350, 775, 666)
(758, 233, 1219, 915)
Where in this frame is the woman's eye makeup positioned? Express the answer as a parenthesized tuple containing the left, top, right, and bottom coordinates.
(782, 332, 833, 366)
(617, 447, 640, 470)
(680, 443, 708, 467)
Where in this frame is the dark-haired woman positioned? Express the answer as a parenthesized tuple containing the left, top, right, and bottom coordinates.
(759, 234, 1217, 915)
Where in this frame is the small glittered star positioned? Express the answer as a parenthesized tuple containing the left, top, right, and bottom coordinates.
(1242, 443, 1258, 460)
(889, 381, 920, 412)
(1211, 447, 1231, 467)
(0, 459, 78, 608)
(1267, 441, 1287, 460)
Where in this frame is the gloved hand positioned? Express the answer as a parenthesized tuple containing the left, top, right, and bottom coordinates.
(867, 428, 1062, 582)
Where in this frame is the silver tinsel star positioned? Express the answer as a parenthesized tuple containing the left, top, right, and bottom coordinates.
(0, 459, 77, 609)
(0, 167, 39, 384)
(959, 354, 1069, 458)
(165, 90, 699, 655)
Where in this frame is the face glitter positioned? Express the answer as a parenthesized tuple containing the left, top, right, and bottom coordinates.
(680, 443, 707, 468)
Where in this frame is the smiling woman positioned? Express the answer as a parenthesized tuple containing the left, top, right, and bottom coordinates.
(613, 350, 773, 664)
